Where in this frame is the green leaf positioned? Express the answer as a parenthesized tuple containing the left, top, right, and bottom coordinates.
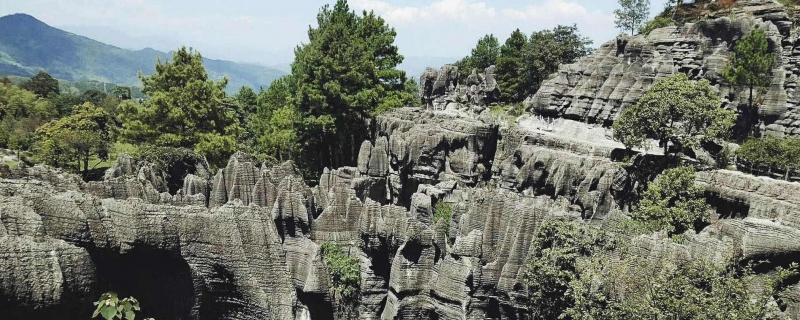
(100, 305, 117, 320)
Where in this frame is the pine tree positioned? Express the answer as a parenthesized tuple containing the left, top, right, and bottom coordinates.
(291, 0, 411, 177)
(521, 25, 593, 98)
(469, 34, 501, 71)
(117, 47, 238, 167)
(724, 27, 776, 137)
(497, 29, 527, 103)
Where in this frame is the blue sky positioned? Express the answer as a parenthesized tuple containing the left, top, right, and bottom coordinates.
(1, 0, 669, 66)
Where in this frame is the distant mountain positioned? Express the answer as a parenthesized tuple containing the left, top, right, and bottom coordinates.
(0, 14, 285, 93)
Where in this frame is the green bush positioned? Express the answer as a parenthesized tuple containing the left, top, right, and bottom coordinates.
(737, 136, 800, 173)
(526, 220, 799, 320)
(92, 292, 152, 320)
(571, 254, 798, 320)
(433, 202, 453, 231)
(320, 242, 361, 315)
(632, 166, 710, 236)
(638, 15, 675, 35)
(524, 220, 615, 319)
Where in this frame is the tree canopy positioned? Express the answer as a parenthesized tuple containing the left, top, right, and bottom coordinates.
(21, 71, 60, 98)
(465, 34, 501, 72)
(632, 166, 710, 235)
(497, 29, 528, 103)
(522, 25, 593, 99)
(613, 73, 735, 154)
(724, 27, 776, 137)
(289, 0, 412, 177)
(117, 46, 239, 167)
(0, 81, 56, 121)
(250, 75, 299, 162)
(36, 102, 115, 179)
(614, 0, 651, 35)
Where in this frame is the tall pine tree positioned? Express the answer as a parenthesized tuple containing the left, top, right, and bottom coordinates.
(724, 27, 776, 137)
(497, 29, 527, 103)
(291, 0, 412, 178)
(117, 47, 239, 167)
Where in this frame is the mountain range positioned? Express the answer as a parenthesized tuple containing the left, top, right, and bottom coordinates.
(0, 13, 286, 93)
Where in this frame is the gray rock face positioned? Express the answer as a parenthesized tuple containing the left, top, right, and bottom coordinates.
(527, 3, 796, 137)
(0, 178, 297, 320)
(420, 65, 500, 110)
(376, 108, 498, 206)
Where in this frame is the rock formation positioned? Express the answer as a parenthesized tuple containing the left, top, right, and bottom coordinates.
(5, 1, 800, 319)
(527, 0, 795, 137)
(420, 65, 500, 111)
(6, 103, 800, 319)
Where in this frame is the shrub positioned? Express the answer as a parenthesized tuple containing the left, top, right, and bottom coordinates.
(632, 166, 710, 236)
(571, 254, 798, 320)
(638, 15, 675, 35)
(524, 220, 615, 319)
(133, 145, 205, 194)
(433, 202, 453, 232)
(737, 136, 800, 174)
(92, 292, 153, 320)
(320, 242, 361, 316)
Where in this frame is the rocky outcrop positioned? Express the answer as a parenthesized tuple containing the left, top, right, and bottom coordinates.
(420, 65, 500, 111)
(375, 108, 498, 206)
(0, 178, 298, 320)
(526, 5, 792, 137)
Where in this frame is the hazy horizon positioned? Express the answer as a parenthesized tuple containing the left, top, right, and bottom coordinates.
(1, 0, 669, 68)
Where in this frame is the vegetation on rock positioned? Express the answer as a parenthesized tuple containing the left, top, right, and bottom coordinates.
(433, 201, 454, 237)
(92, 292, 152, 320)
(613, 73, 735, 154)
(320, 242, 361, 317)
(737, 136, 800, 177)
(526, 219, 799, 320)
(524, 220, 615, 319)
(631, 166, 710, 236)
(638, 13, 675, 35)
(724, 27, 777, 137)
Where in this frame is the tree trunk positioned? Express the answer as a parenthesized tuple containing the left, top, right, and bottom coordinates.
(83, 153, 89, 181)
(749, 84, 757, 137)
(663, 139, 669, 156)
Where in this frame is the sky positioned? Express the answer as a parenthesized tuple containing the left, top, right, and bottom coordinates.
(1, 0, 670, 66)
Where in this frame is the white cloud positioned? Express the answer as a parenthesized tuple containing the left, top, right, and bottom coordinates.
(502, 0, 613, 25)
(351, 0, 496, 24)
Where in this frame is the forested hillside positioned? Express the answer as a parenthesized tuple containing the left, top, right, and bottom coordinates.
(0, 13, 284, 93)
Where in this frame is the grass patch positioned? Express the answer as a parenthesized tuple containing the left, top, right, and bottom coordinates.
(83, 142, 138, 180)
(87, 142, 138, 170)
(4, 160, 17, 169)
(434, 202, 454, 234)
(489, 104, 525, 125)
